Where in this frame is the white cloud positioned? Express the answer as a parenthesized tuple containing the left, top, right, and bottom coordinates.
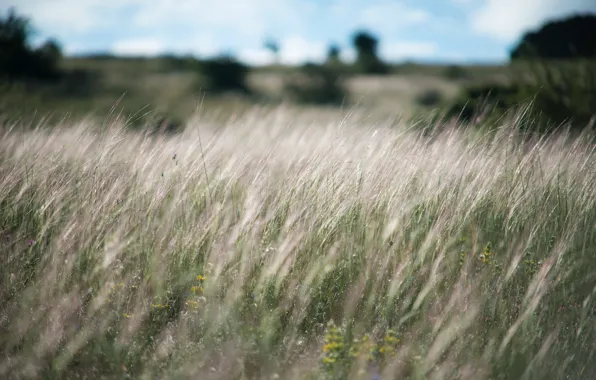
(380, 41, 438, 61)
(279, 36, 326, 65)
(2, 0, 140, 33)
(237, 48, 275, 66)
(111, 38, 166, 56)
(109, 34, 221, 57)
(3, 0, 307, 40)
(130, 0, 309, 41)
(357, 2, 431, 34)
(471, 0, 596, 42)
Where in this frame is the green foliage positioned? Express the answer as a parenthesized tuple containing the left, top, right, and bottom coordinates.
(264, 39, 280, 58)
(443, 83, 520, 125)
(198, 55, 250, 93)
(283, 63, 347, 105)
(354, 55, 389, 75)
(415, 89, 443, 107)
(511, 14, 596, 60)
(353, 31, 378, 57)
(513, 59, 596, 128)
(445, 60, 596, 132)
(326, 44, 341, 65)
(0, 8, 63, 81)
(352, 30, 389, 75)
(320, 321, 401, 379)
(443, 64, 467, 80)
(447, 13, 596, 132)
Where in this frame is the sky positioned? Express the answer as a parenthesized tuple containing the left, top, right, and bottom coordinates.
(2, 0, 595, 65)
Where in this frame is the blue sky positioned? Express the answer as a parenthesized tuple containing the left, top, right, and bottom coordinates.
(2, 0, 596, 65)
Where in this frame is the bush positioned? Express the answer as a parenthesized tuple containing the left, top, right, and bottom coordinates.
(198, 56, 249, 93)
(444, 83, 519, 122)
(355, 55, 389, 75)
(444, 60, 596, 133)
(416, 89, 443, 107)
(443, 64, 467, 80)
(283, 63, 347, 105)
(515, 59, 596, 127)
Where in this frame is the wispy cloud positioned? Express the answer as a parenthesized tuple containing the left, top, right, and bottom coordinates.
(471, 0, 596, 41)
(358, 2, 431, 33)
(6, 0, 137, 33)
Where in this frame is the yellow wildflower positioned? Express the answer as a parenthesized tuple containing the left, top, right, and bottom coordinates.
(191, 286, 203, 294)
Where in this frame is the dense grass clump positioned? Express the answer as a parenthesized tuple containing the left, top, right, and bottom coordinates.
(1, 106, 596, 379)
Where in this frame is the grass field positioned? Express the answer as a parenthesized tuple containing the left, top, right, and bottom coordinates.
(0, 58, 515, 129)
(1, 104, 595, 379)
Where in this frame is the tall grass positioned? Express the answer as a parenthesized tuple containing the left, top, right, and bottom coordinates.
(1, 106, 595, 379)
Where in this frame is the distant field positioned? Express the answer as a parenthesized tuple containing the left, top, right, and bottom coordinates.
(1, 57, 515, 127)
(1, 105, 595, 379)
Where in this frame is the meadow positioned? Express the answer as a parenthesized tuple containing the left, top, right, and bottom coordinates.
(0, 57, 511, 128)
(1, 102, 595, 379)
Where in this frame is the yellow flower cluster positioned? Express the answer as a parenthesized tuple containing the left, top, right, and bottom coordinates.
(480, 243, 494, 265)
(321, 322, 400, 371)
(185, 274, 208, 312)
(321, 321, 345, 366)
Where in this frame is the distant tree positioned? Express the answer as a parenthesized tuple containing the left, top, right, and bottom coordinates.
(264, 39, 280, 63)
(351, 30, 388, 74)
(326, 44, 341, 64)
(34, 38, 62, 75)
(37, 38, 62, 61)
(0, 7, 32, 78)
(510, 14, 596, 60)
(0, 8, 62, 81)
(353, 31, 378, 57)
(443, 64, 466, 80)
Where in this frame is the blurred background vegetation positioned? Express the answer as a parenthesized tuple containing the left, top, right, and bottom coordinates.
(1, 7, 595, 134)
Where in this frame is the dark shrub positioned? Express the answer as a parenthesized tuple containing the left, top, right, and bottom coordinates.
(416, 89, 443, 107)
(283, 63, 347, 105)
(444, 83, 520, 127)
(444, 60, 596, 133)
(355, 55, 389, 75)
(514, 59, 596, 128)
(352, 30, 389, 75)
(198, 56, 249, 93)
(443, 65, 467, 80)
(511, 14, 596, 60)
